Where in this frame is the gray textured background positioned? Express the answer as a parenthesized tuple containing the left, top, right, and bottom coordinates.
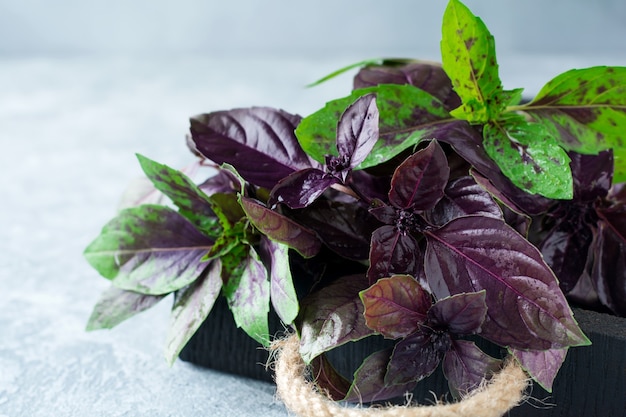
(1, 0, 626, 58)
(1, 1, 625, 416)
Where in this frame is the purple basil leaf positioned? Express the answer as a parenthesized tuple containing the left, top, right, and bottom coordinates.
(310, 354, 352, 401)
(385, 331, 446, 385)
(83, 205, 214, 295)
(471, 168, 533, 236)
(428, 291, 487, 335)
(609, 183, 626, 203)
(509, 347, 568, 392)
(85, 285, 166, 331)
(360, 275, 431, 339)
(565, 269, 601, 310)
(262, 238, 299, 324)
(443, 340, 503, 399)
(426, 176, 503, 227)
(198, 168, 240, 196)
(239, 195, 321, 258)
(369, 202, 398, 225)
(165, 259, 222, 364)
(190, 107, 317, 189)
(470, 168, 533, 236)
(270, 168, 340, 209)
(424, 216, 590, 350)
(298, 274, 374, 363)
(348, 170, 391, 203)
(344, 348, 417, 403)
(221, 246, 270, 346)
(336, 94, 379, 169)
(570, 150, 613, 202)
(289, 198, 379, 260)
(389, 140, 450, 211)
(470, 168, 524, 214)
(353, 61, 461, 112)
(296, 84, 450, 171)
(539, 211, 594, 293)
(436, 120, 552, 215)
(502, 206, 532, 237)
(367, 225, 422, 284)
(592, 209, 626, 316)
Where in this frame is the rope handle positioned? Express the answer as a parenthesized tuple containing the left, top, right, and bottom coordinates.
(272, 334, 528, 417)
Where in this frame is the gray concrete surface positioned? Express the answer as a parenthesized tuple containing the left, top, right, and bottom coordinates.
(0, 55, 346, 417)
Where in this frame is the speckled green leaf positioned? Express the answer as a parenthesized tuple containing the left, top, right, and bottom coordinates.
(614, 146, 626, 183)
(525, 66, 626, 154)
(221, 246, 270, 346)
(86, 285, 166, 331)
(295, 84, 449, 169)
(483, 115, 573, 199)
(265, 239, 299, 325)
(165, 259, 222, 365)
(136, 154, 220, 237)
(83, 205, 214, 295)
(440, 0, 506, 123)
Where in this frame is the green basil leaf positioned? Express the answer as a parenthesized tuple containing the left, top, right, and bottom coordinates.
(265, 239, 299, 325)
(524, 66, 626, 154)
(165, 260, 222, 365)
(441, 0, 506, 123)
(483, 115, 573, 199)
(614, 146, 626, 183)
(221, 246, 270, 346)
(136, 154, 221, 237)
(86, 286, 165, 331)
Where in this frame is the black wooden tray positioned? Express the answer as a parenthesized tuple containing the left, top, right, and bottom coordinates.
(180, 296, 626, 417)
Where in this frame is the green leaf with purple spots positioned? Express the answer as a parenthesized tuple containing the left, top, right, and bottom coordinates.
(483, 114, 573, 199)
(614, 147, 626, 183)
(524, 66, 626, 155)
(86, 285, 166, 330)
(221, 246, 270, 346)
(441, 0, 509, 123)
(295, 84, 450, 169)
(165, 259, 222, 365)
(265, 238, 299, 325)
(136, 154, 221, 237)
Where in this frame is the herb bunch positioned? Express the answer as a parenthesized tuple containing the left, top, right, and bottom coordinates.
(84, 0, 626, 402)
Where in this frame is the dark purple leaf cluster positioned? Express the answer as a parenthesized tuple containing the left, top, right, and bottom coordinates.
(358, 275, 500, 399)
(181, 64, 593, 400)
(533, 151, 626, 316)
(85, 47, 625, 406)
